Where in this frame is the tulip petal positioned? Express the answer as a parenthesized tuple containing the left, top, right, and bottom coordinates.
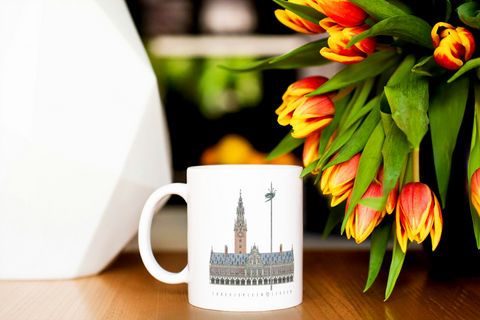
(320, 0, 368, 27)
(396, 204, 409, 253)
(320, 47, 366, 64)
(431, 22, 455, 48)
(354, 183, 384, 243)
(434, 46, 464, 70)
(303, 131, 321, 172)
(430, 192, 443, 250)
(457, 27, 476, 62)
(331, 187, 352, 206)
(275, 10, 314, 34)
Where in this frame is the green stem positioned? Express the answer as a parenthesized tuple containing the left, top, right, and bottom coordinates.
(413, 148, 420, 183)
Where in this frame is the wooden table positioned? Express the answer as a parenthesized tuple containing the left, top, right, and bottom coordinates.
(1, 251, 479, 319)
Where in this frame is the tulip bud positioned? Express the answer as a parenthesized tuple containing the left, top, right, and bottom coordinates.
(431, 22, 475, 70)
(276, 76, 330, 126)
(290, 95, 335, 138)
(275, 0, 326, 34)
(306, 0, 368, 27)
(320, 21, 376, 64)
(320, 153, 361, 206)
(303, 130, 321, 174)
(345, 182, 385, 244)
(396, 182, 443, 253)
(471, 169, 480, 218)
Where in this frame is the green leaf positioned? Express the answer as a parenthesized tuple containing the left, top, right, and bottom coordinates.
(457, 2, 480, 29)
(448, 58, 480, 83)
(266, 130, 305, 161)
(411, 55, 446, 77)
(318, 91, 353, 154)
(385, 236, 407, 301)
(388, 54, 416, 86)
(348, 0, 408, 21)
(385, 72, 430, 149)
(344, 78, 376, 127)
(218, 39, 330, 72)
(381, 109, 393, 136)
(307, 51, 403, 96)
(273, 0, 326, 24)
(324, 99, 381, 169)
(468, 81, 480, 249)
(354, 122, 409, 212)
(364, 215, 394, 292)
(316, 118, 364, 172)
(429, 76, 470, 208)
(322, 202, 346, 239)
(301, 159, 319, 177)
(342, 122, 385, 233)
(382, 121, 410, 200)
(347, 15, 434, 50)
(358, 196, 386, 211)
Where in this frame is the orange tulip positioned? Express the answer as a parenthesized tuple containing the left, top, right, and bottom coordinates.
(431, 22, 475, 70)
(345, 182, 386, 243)
(275, 0, 326, 34)
(303, 130, 321, 173)
(376, 165, 399, 214)
(471, 169, 480, 218)
(396, 182, 443, 253)
(306, 0, 368, 27)
(290, 95, 335, 138)
(320, 153, 361, 206)
(320, 20, 376, 64)
(276, 76, 330, 126)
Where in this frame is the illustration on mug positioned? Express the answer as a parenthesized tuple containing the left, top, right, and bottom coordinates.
(209, 183, 294, 288)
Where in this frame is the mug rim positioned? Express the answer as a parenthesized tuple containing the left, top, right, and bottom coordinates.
(187, 164, 302, 171)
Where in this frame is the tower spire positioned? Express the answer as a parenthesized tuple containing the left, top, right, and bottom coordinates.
(236, 190, 245, 220)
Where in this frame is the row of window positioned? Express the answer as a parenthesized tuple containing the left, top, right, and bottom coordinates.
(210, 266, 294, 276)
(210, 275, 294, 285)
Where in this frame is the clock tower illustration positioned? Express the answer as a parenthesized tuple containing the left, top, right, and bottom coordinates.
(209, 188, 294, 286)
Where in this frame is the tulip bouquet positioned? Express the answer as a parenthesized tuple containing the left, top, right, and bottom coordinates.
(220, 0, 480, 300)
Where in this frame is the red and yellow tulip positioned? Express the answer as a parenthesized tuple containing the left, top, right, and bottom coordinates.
(303, 130, 321, 174)
(319, 20, 376, 64)
(320, 153, 361, 206)
(290, 95, 335, 138)
(471, 169, 480, 218)
(396, 182, 443, 253)
(345, 181, 386, 243)
(431, 22, 475, 70)
(276, 76, 330, 126)
(306, 0, 368, 27)
(275, 0, 326, 34)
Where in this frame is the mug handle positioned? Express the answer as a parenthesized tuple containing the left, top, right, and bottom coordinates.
(138, 183, 188, 284)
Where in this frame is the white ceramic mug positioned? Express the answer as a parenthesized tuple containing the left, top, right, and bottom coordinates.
(138, 165, 303, 311)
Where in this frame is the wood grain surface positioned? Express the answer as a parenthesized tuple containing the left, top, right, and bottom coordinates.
(1, 251, 479, 320)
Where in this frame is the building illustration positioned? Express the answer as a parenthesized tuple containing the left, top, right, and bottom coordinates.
(209, 191, 294, 286)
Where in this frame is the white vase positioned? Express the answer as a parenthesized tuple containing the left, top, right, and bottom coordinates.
(0, 0, 172, 279)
